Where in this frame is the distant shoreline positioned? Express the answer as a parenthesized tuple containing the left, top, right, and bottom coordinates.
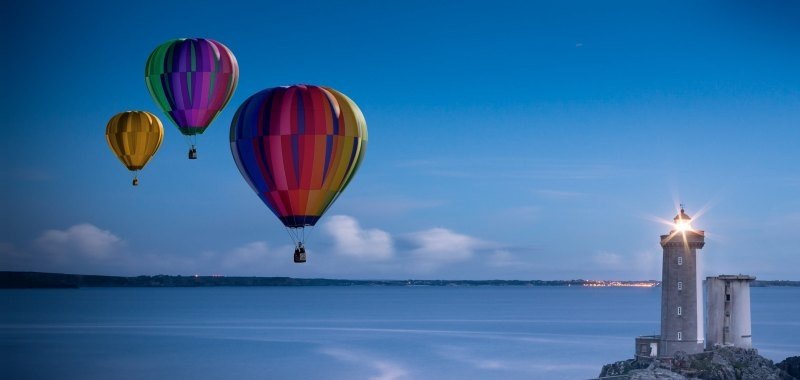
(2, 271, 799, 289)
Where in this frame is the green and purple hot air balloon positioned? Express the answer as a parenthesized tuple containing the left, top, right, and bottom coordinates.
(145, 38, 239, 159)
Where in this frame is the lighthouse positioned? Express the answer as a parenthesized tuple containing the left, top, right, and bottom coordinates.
(659, 207, 705, 357)
(634, 206, 756, 361)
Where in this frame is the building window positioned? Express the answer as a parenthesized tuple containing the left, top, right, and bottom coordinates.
(677, 306, 682, 316)
(677, 256, 683, 265)
(677, 281, 683, 290)
(677, 332, 683, 341)
(726, 294, 731, 302)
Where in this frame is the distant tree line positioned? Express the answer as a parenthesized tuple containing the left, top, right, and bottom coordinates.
(1, 271, 797, 288)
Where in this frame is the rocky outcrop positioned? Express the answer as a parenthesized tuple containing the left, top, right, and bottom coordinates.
(671, 348, 791, 380)
(599, 347, 797, 380)
(628, 367, 688, 380)
(778, 357, 800, 379)
(600, 358, 652, 377)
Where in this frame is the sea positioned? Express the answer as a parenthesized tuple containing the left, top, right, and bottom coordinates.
(1, 286, 798, 380)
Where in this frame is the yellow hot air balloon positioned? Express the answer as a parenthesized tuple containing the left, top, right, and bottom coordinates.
(105, 111, 164, 186)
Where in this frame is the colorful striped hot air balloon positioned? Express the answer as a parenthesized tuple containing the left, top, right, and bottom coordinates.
(105, 111, 164, 186)
(230, 85, 368, 263)
(145, 38, 238, 159)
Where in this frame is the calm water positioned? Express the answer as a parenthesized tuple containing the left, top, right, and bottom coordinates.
(1, 287, 798, 380)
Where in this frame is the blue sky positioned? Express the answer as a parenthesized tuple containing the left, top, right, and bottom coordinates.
(1, 0, 799, 279)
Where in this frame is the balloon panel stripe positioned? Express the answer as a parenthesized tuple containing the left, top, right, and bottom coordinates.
(230, 85, 367, 228)
(106, 111, 163, 172)
(145, 38, 238, 136)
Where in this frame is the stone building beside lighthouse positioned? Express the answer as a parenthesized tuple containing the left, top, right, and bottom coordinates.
(706, 275, 755, 349)
(635, 207, 754, 361)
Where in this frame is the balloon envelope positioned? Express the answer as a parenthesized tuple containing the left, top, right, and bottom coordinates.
(105, 111, 164, 171)
(145, 38, 238, 135)
(230, 85, 368, 228)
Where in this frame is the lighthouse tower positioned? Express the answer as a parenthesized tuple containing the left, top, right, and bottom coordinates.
(659, 207, 705, 357)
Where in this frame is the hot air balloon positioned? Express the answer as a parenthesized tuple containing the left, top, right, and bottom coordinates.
(230, 85, 368, 263)
(145, 38, 239, 159)
(105, 111, 164, 186)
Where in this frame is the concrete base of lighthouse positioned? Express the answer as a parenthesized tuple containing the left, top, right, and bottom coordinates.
(660, 339, 705, 358)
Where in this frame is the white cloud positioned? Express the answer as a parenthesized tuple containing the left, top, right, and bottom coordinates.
(0, 242, 16, 255)
(4, 219, 518, 277)
(1, 167, 54, 181)
(35, 223, 123, 258)
(1, 224, 128, 273)
(633, 249, 660, 279)
(406, 228, 488, 271)
(592, 251, 622, 268)
(535, 189, 586, 200)
(221, 241, 270, 269)
(323, 215, 394, 260)
(398, 157, 627, 180)
(497, 206, 540, 222)
(435, 345, 597, 374)
(585, 250, 662, 279)
(338, 196, 445, 216)
(488, 250, 522, 268)
(0, 242, 25, 268)
(319, 347, 409, 380)
(131, 242, 296, 276)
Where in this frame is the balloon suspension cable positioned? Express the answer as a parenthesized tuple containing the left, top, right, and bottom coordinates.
(282, 227, 296, 245)
(183, 135, 194, 148)
(289, 214, 299, 239)
(283, 226, 302, 247)
(303, 225, 317, 247)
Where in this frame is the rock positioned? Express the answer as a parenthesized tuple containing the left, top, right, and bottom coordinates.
(598, 347, 798, 380)
(629, 367, 689, 379)
(600, 358, 651, 377)
(778, 357, 800, 379)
